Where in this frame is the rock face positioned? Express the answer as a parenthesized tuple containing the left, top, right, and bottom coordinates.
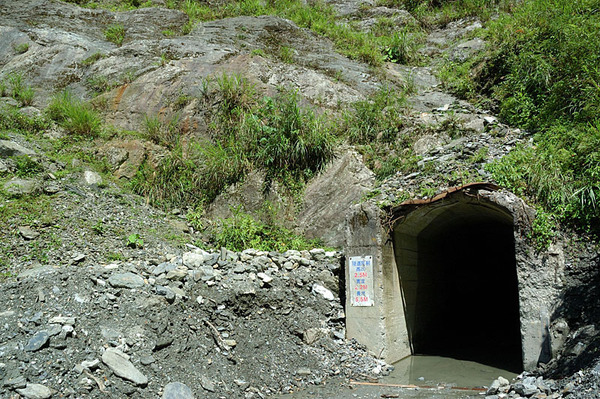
(296, 149, 375, 246)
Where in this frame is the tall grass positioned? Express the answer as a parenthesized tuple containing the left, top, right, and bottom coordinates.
(132, 73, 336, 208)
(46, 91, 102, 136)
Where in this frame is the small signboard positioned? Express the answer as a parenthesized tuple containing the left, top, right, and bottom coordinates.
(350, 255, 374, 306)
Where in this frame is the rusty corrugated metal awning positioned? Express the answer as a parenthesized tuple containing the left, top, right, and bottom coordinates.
(391, 182, 501, 213)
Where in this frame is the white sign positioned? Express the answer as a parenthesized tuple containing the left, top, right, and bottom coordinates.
(350, 255, 374, 306)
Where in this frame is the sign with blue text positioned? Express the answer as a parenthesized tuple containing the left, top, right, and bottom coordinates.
(350, 256, 374, 306)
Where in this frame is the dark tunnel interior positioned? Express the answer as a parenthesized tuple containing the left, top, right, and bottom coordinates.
(396, 202, 523, 372)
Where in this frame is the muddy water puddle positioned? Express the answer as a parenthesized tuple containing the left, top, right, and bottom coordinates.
(275, 356, 518, 398)
(382, 355, 518, 388)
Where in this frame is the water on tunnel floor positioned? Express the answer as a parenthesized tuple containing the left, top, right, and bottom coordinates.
(382, 355, 518, 389)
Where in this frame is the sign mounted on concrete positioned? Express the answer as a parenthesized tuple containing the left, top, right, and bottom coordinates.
(350, 255, 374, 306)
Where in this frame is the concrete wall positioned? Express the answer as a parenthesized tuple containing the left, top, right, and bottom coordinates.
(345, 189, 566, 371)
(344, 203, 411, 363)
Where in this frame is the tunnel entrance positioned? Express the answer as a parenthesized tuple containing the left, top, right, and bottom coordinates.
(393, 197, 523, 373)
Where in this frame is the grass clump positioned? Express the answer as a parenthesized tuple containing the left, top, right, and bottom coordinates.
(104, 23, 125, 45)
(143, 113, 181, 148)
(132, 73, 335, 209)
(213, 206, 321, 252)
(14, 43, 29, 54)
(46, 91, 102, 137)
(2, 73, 35, 106)
(0, 106, 48, 135)
(81, 52, 105, 66)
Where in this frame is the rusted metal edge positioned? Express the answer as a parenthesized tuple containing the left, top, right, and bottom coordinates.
(392, 182, 501, 211)
(381, 182, 501, 235)
(349, 379, 487, 392)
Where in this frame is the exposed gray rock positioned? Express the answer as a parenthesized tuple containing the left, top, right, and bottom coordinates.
(450, 38, 486, 62)
(0, 140, 36, 157)
(83, 170, 102, 185)
(162, 381, 195, 399)
(108, 272, 145, 288)
(4, 178, 37, 195)
(200, 376, 215, 392)
(24, 331, 49, 352)
(18, 226, 40, 240)
(101, 348, 148, 386)
(296, 149, 375, 246)
(16, 383, 54, 399)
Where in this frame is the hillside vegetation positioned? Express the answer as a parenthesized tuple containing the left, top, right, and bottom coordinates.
(438, 0, 600, 236)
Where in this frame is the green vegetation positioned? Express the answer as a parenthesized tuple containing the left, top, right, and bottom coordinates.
(213, 206, 322, 252)
(377, 0, 509, 26)
(104, 23, 125, 45)
(438, 0, 600, 237)
(132, 73, 335, 208)
(0, 106, 48, 135)
(46, 91, 102, 136)
(340, 85, 418, 180)
(14, 43, 29, 54)
(127, 233, 144, 248)
(1, 73, 35, 106)
(143, 113, 181, 148)
(81, 52, 105, 66)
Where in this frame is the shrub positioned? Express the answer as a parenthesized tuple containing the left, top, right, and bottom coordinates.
(46, 91, 102, 136)
(213, 206, 321, 251)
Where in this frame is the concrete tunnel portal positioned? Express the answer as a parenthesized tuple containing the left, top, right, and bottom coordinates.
(344, 183, 555, 372)
(393, 198, 523, 372)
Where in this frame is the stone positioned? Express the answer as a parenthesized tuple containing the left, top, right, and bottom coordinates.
(108, 272, 145, 289)
(162, 382, 195, 399)
(101, 348, 148, 386)
(4, 374, 27, 389)
(81, 359, 100, 370)
(49, 316, 75, 325)
(4, 178, 37, 195)
(0, 139, 36, 157)
(200, 376, 215, 392)
(297, 367, 311, 376)
(18, 226, 39, 240)
(153, 262, 177, 275)
(182, 251, 211, 267)
(140, 355, 155, 365)
(303, 328, 328, 345)
(487, 376, 510, 395)
(16, 383, 54, 399)
(166, 268, 188, 281)
(24, 331, 49, 352)
(309, 248, 326, 260)
(83, 170, 102, 185)
(312, 284, 334, 301)
(514, 382, 539, 397)
(154, 336, 174, 351)
(156, 285, 175, 303)
(257, 272, 273, 284)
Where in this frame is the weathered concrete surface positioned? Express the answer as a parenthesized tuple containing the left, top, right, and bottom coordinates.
(344, 202, 411, 363)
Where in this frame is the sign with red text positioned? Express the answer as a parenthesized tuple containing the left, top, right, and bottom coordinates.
(350, 256, 373, 306)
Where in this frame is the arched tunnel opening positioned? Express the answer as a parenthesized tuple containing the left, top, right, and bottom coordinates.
(393, 199, 523, 373)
